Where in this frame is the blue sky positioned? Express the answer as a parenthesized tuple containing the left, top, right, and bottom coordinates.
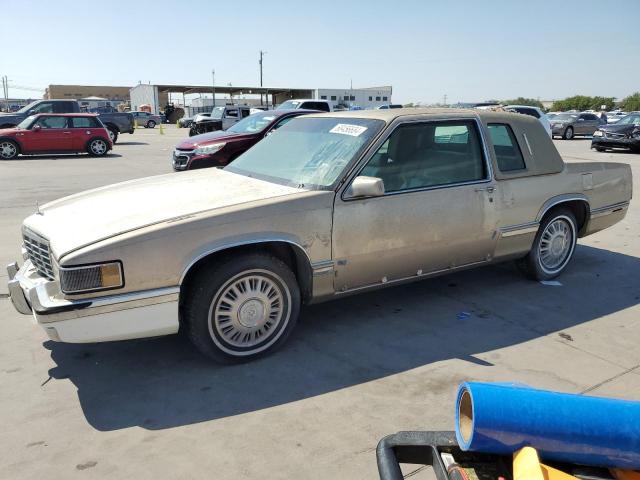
(3, 0, 639, 104)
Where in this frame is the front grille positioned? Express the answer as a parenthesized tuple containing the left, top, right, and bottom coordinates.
(605, 132, 626, 139)
(23, 230, 55, 280)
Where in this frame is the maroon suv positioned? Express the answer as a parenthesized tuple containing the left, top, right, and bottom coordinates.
(172, 109, 318, 171)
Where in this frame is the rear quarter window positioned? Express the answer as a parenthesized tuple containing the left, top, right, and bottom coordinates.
(487, 123, 526, 172)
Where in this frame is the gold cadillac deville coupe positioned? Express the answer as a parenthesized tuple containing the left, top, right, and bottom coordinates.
(7, 109, 632, 362)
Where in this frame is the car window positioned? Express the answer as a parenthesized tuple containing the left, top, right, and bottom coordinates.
(31, 102, 54, 114)
(53, 102, 74, 113)
(71, 117, 101, 128)
(487, 124, 526, 172)
(240, 109, 251, 118)
(226, 109, 239, 118)
(33, 116, 68, 129)
(360, 120, 487, 193)
(272, 116, 295, 130)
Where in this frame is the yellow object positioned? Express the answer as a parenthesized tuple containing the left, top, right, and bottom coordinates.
(134, 119, 139, 129)
(176, 120, 180, 128)
(513, 447, 579, 480)
(159, 123, 164, 135)
(611, 470, 640, 480)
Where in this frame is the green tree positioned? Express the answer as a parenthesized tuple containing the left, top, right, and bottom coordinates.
(502, 97, 544, 109)
(551, 95, 615, 111)
(620, 92, 640, 112)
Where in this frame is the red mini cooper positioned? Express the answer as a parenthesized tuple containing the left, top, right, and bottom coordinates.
(0, 113, 113, 159)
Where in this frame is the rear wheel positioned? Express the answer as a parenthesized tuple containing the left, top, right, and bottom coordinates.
(563, 126, 574, 140)
(594, 146, 606, 152)
(516, 208, 577, 281)
(87, 138, 109, 156)
(147, 120, 156, 128)
(0, 140, 19, 159)
(182, 253, 301, 363)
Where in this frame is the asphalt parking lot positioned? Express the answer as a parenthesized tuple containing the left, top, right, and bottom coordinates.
(1, 126, 638, 479)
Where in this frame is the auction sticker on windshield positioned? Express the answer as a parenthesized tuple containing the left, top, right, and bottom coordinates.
(329, 124, 368, 136)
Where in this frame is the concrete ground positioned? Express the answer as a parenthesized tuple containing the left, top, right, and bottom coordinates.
(0, 126, 638, 479)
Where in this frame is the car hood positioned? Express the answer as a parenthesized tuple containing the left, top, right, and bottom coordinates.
(23, 168, 304, 259)
(0, 113, 23, 124)
(176, 130, 255, 149)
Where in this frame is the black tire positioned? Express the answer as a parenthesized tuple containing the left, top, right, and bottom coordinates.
(594, 146, 606, 152)
(182, 253, 301, 363)
(516, 207, 577, 281)
(107, 128, 118, 144)
(87, 138, 109, 156)
(563, 126, 574, 140)
(0, 139, 19, 159)
(147, 120, 156, 129)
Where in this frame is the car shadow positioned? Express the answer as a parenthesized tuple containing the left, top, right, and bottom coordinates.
(116, 142, 149, 146)
(12, 153, 122, 161)
(44, 245, 640, 431)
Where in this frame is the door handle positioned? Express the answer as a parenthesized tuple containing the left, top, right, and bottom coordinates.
(475, 186, 495, 193)
(63, 131, 71, 134)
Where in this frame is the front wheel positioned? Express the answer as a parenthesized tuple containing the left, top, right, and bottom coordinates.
(0, 140, 19, 159)
(594, 146, 606, 152)
(107, 128, 118, 144)
(516, 208, 577, 281)
(147, 120, 156, 128)
(182, 254, 301, 363)
(87, 138, 109, 156)
(563, 126, 574, 140)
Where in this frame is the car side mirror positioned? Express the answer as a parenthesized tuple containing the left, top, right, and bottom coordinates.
(28, 110, 36, 115)
(32, 125, 41, 132)
(578, 118, 585, 122)
(346, 176, 385, 199)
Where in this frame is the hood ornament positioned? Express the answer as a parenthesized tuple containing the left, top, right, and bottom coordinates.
(35, 200, 43, 216)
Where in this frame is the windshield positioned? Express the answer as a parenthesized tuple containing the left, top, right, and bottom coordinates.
(277, 100, 301, 110)
(554, 114, 577, 121)
(617, 114, 640, 125)
(210, 107, 225, 119)
(225, 117, 384, 189)
(17, 115, 37, 129)
(227, 111, 278, 133)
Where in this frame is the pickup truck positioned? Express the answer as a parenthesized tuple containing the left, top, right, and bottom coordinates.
(189, 105, 252, 136)
(7, 109, 632, 364)
(0, 99, 134, 144)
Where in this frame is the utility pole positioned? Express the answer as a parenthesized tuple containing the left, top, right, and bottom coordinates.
(259, 50, 267, 105)
(2, 76, 8, 112)
(443, 94, 447, 106)
(211, 69, 216, 108)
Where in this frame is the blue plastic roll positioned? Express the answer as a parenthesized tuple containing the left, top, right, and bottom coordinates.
(455, 382, 640, 469)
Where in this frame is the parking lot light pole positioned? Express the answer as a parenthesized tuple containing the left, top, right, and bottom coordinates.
(259, 50, 267, 105)
(211, 69, 216, 108)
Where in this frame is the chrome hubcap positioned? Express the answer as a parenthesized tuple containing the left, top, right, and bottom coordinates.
(91, 141, 106, 154)
(0, 142, 16, 158)
(211, 273, 284, 349)
(539, 218, 573, 271)
(108, 130, 115, 141)
(566, 128, 573, 139)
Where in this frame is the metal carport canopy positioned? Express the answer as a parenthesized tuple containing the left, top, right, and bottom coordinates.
(155, 84, 313, 97)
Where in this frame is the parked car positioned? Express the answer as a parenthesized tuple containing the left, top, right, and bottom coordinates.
(131, 111, 161, 128)
(606, 111, 628, 124)
(276, 99, 331, 112)
(592, 112, 640, 152)
(0, 99, 134, 144)
(550, 112, 601, 139)
(189, 105, 252, 136)
(7, 109, 631, 363)
(504, 105, 552, 137)
(173, 109, 318, 171)
(178, 114, 208, 128)
(0, 113, 112, 159)
(376, 104, 403, 109)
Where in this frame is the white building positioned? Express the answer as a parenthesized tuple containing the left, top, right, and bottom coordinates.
(315, 86, 393, 109)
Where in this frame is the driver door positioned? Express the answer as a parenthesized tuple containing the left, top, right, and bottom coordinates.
(24, 115, 73, 152)
(332, 119, 498, 291)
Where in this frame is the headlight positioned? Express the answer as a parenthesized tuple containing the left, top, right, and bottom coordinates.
(593, 130, 603, 137)
(59, 261, 124, 294)
(632, 130, 640, 139)
(193, 142, 226, 155)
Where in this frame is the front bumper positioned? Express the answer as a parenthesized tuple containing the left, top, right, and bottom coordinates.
(591, 135, 640, 150)
(7, 260, 179, 343)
